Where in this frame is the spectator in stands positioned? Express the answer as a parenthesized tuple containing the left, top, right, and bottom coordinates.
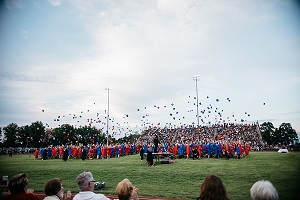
(44, 178, 71, 200)
(73, 171, 109, 200)
(197, 174, 229, 200)
(2, 173, 39, 200)
(116, 178, 139, 200)
(250, 180, 278, 200)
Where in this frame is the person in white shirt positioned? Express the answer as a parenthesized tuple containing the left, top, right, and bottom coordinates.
(73, 171, 109, 200)
(43, 178, 71, 200)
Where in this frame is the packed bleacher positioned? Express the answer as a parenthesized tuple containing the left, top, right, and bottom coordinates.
(136, 123, 264, 159)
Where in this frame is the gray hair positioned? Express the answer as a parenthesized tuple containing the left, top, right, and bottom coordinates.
(250, 180, 279, 200)
(76, 171, 94, 191)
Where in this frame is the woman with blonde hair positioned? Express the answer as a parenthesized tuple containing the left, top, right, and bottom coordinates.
(197, 175, 230, 200)
(116, 179, 138, 200)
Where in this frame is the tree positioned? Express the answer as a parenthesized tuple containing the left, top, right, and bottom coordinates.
(18, 125, 31, 147)
(50, 124, 75, 146)
(29, 121, 45, 147)
(260, 122, 298, 146)
(260, 122, 276, 145)
(3, 123, 19, 147)
(0, 127, 3, 147)
(276, 123, 298, 145)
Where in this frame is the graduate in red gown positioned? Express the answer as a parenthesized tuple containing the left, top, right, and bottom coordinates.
(33, 149, 39, 160)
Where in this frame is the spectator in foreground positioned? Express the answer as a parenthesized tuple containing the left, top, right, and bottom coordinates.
(2, 173, 39, 200)
(197, 174, 229, 200)
(116, 178, 139, 200)
(73, 171, 109, 200)
(250, 180, 278, 200)
(44, 178, 71, 200)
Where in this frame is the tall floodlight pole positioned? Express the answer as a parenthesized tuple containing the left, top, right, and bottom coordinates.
(105, 88, 111, 147)
(193, 75, 200, 127)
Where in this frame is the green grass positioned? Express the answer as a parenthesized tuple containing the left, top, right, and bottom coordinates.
(0, 152, 299, 199)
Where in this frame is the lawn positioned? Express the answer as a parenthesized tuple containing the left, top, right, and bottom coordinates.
(0, 152, 299, 199)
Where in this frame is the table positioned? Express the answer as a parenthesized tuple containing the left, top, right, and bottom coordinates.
(144, 152, 174, 164)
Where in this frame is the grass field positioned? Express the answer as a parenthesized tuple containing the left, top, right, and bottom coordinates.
(0, 152, 299, 199)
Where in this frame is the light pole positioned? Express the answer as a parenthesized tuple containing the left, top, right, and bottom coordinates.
(105, 87, 111, 147)
(193, 75, 200, 127)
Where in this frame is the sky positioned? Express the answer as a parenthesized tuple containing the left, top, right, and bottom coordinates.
(0, 0, 299, 138)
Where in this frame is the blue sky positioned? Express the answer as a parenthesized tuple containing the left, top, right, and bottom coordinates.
(0, 0, 299, 138)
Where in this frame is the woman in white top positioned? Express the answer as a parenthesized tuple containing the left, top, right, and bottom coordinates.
(44, 178, 71, 200)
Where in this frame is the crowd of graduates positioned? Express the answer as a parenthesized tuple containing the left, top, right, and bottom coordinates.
(32, 123, 262, 161)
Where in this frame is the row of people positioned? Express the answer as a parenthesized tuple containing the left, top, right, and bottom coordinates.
(34, 139, 251, 162)
(0, 172, 138, 200)
(34, 144, 139, 160)
(1, 172, 278, 200)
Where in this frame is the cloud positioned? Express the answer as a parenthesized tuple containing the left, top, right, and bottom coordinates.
(0, 0, 299, 136)
(47, 0, 62, 7)
(20, 30, 29, 40)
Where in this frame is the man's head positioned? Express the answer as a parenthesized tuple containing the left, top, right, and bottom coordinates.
(76, 171, 96, 191)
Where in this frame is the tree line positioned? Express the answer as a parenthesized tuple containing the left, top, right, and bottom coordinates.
(0, 121, 298, 149)
(259, 122, 298, 146)
(0, 121, 138, 148)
